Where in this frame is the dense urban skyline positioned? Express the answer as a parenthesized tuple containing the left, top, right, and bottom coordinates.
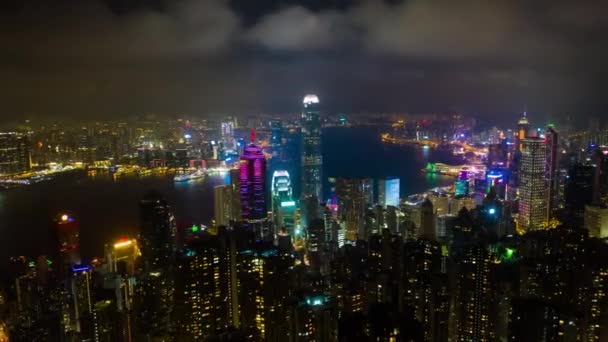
(2, 0, 608, 123)
(2, 2, 608, 341)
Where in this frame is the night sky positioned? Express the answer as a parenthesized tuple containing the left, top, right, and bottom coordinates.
(1, 0, 607, 123)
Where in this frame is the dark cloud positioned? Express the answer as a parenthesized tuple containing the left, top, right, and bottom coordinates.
(0, 0, 607, 123)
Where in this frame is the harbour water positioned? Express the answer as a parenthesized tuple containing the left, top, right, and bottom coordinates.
(0, 126, 453, 263)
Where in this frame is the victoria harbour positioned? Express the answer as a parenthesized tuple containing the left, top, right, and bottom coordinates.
(0, 126, 451, 263)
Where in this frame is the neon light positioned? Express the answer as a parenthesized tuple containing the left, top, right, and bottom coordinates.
(72, 265, 90, 272)
(504, 248, 515, 260)
(281, 201, 296, 207)
(488, 208, 496, 215)
(303, 94, 319, 104)
(191, 225, 199, 232)
(114, 240, 133, 249)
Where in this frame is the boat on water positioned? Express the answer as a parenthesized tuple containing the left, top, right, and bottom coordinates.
(174, 169, 205, 182)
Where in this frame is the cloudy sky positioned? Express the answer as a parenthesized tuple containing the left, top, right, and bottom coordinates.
(1, 0, 607, 123)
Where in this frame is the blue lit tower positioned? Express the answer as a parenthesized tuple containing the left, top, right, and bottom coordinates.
(301, 95, 323, 200)
(240, 131, 268, 237)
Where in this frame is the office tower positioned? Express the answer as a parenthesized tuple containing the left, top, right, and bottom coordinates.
(565, 163, 594, 227)
(301, 94, 323, 200)
(139, 194, 177, 271)
(420, 198, 436, 240)
(335, 178, 371, 241)
(271, 170, 296, 235)
(105, 237, 140, 275)
(545, 126, 559, 220)
(174, 234, 223, 340)
(517, 112, 529, 151)
(0, 131, 31, 174)
(518, 138, 548, 232)
(54, 213, 81, 267)
(70, 264, 95, 338)
(584, 205, 608, 238)
(378, 177, 400, 208)
(454, 245, 495, 341)
(240, 135, 269, 239)
(240, 136, 267, 221)
(214, 185, 233, 227)
(136, 193, 177, 340)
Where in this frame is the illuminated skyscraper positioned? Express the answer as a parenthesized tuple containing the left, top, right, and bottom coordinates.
(378, 177, 400, 208)
(0, 131, 31, 175)
(336, 178, 371, 241)
(70, 265, 95, 336)
(271, 170, 296, 236)
(105, 238, 140, 275)
(175, 234, 223, 340)
(518, 138, 548, 231)
(517, 112, 529, 151)
(455, 245, 495, 341)
(240, 134, 268, 238)
(301, 94, 323, 200)
(54, 213, 81, 266)
(237, 247, 294, 340)
(214, 185, 233, 227)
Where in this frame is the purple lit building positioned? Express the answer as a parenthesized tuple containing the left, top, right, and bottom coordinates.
(240, 140, 267, 223)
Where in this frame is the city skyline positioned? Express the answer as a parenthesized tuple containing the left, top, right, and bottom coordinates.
(2, 1, 608, 340)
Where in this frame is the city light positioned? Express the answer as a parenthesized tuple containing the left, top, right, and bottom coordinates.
(114, 239, 133, 249)
(281, 201, 296, 207)
(61, 214, 69, 221)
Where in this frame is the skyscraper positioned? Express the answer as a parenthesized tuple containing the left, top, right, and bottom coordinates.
(378, 177, 400, 208)
(517, 112, 529, 151)
(54, 213, 81, 267)
(518, 138, 548, 232)
(175, 234, 224, 340)
(336, 178, 372, 241)
(0, 132, 31, 175)
(240, 134, 268, 238)
(271, 170, 296, 236)
(69, 264, 95, 338)
(136, 193, 177, 339)
(420, 198, 437, 240)
(214, 185, 233, 227)
(565, 163, 594, 227)
(301, 94, 323, 200)
(545, 126, 559, 220)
